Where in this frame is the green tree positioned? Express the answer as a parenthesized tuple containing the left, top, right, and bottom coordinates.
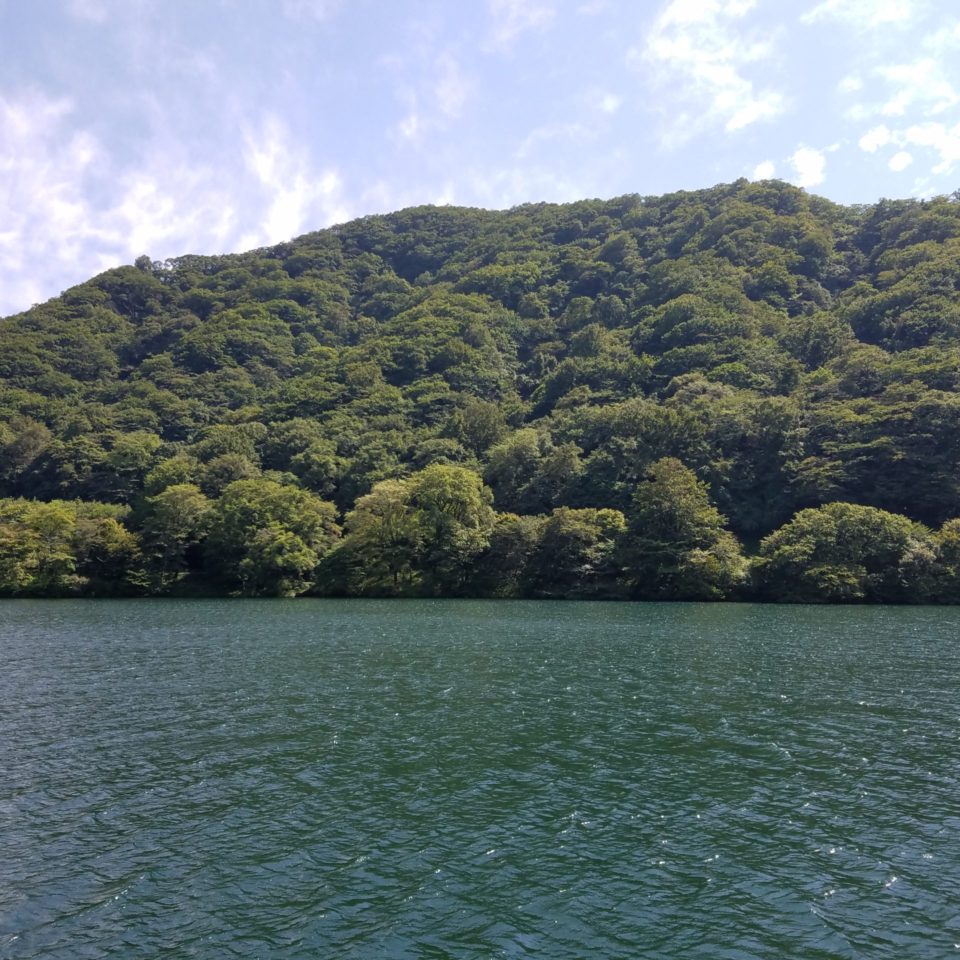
(527, 507, 626, 598)
(326, 478, 422, 595)
(139, 483, 213, 591)
(206, 479, 340, 595)
(931, 518, 960, 602)
(446, 398, 507, 456)
(752, 502, 936, 603)
(74, 514, 142, 594)
(472, 512, 545, 597)
(0, 500, 78, 595)
(408, 464, 496, 594)
(143, 455, 199, 495)
(620, 458, 745, 599)
(326, 465, 495, 596)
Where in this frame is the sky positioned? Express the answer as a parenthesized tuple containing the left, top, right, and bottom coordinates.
(1, 0, 959, 317)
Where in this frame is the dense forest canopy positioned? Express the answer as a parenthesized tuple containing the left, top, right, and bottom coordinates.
(3, 178, 960, 601)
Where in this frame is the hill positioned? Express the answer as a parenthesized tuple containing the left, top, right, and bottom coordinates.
(2, 178, 960, 601)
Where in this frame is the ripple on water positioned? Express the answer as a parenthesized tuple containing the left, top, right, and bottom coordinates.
(1, 599, 959, 959)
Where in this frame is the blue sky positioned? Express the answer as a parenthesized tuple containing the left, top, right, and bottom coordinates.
(1, 0, 958, 316)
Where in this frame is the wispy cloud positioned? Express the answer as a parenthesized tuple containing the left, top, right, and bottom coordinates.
(889, 150, 913, 171)
(847, 18, 960, 179)
(516, 122, 594, 160)
(390, 51, 473, 145)
(808, 3, 956, 136)
(240, 113, 348, 248)
(0, 89, 349, 316)
(837, 74, 863, 93)
(876, 57, 959, 117)
(858, 119, 960, 175)
(859, 124, 892, 152)
(635, 0, 784, 146)
(464, 163, 589, 208)
(485, 0, 555, 52)
(801, 0, 920, 28)
(900, 122, 960, 175)
(594, 91, 622, 114)
(0, 91, 108, 311)
(434, 52, 471, 118)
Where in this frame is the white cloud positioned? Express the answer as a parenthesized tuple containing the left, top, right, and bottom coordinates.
(432, 182, 458, 206)
(576, 0, 610, 14)
(902, 121, 960, 174)
(878, 58, 959, 117)
(752, 160, 776, 179)
(636, 0, 784, 145)
(789, 146, 826, 188)
(463, 164, 588, 208)
(434, 53, 470, 119)
(394, 95, 423, 144)
(889, 150, 913, 171)
(598, 92, 622, 114)
(859, 125, 892, 152)
(801, 0, 918, 27)
(486, 0, 555, 51)
(0, 92, 105, 311)
(856, 117, 960, 177)
(389, 52, 473, 145)
(838, 74, 863, 93)
(832, 11, 960, 137)
(516, 122, 593, 159)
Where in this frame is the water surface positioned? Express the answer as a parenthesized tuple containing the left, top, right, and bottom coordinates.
(1, 600, 958, 958)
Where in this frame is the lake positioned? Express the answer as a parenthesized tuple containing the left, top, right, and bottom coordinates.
(1, 600, 958, 958)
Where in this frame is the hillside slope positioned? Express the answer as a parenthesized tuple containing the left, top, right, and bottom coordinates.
(3, 179, 960, 600)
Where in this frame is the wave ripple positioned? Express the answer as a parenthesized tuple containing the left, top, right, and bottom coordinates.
(2, 600, 959, 959)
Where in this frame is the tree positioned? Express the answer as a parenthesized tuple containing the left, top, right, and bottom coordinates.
(931, 518, 960, 602)
(483, 429, 582, 514)
(74, 514, 141, 595)
(0, 501, 78, 595)
(446, 398, 507, 456)
(527, 507, 626, 598)
(752, 502, 935, 603)
(206, 479, 339, 595)
(471, 513, 545, 597)
(326, 479, 422, 595)
(326, 465, 495, 596)
(139, 484, 212, 591)
(620, 458, 745, 600)
(408, 464, 495, 594)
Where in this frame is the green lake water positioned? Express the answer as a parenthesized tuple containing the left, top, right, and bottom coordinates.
(1, 600, 958, 958)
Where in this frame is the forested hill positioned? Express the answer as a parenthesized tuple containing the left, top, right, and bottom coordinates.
(3, 178, 960, 601)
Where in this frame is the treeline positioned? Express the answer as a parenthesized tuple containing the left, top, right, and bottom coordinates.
(3, 460, 960, 602)
(3, 178, 960, 600)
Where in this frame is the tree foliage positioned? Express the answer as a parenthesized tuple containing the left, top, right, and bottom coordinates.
(752, 502, 936, 603)
(620, 458, 745, 599)
(2, 181, 960, 600)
